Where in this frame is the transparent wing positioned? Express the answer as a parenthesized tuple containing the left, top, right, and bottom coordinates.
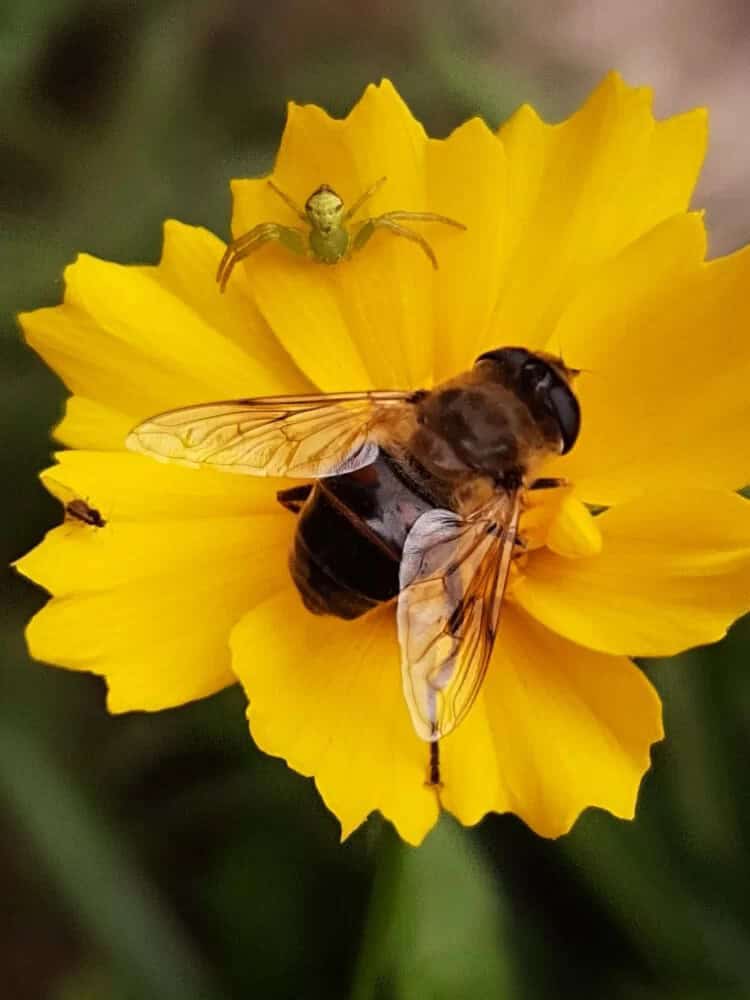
(397, 491, 521, 741)
(126, 390, 413, 478)
(42, 477, 77, 508)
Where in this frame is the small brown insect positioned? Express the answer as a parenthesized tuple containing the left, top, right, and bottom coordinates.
(126, 347, 580, 786)
(46, 479, 107, 529)
(64, 498, 106, 528)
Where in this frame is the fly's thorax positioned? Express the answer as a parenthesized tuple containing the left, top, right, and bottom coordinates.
(412, 374, 559, 483)
(451, 474, 497, 516)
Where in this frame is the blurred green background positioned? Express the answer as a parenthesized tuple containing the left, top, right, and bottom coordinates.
(3, 2, 750, 998)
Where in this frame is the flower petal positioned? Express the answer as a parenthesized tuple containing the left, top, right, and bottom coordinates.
(55, 397, 134, 450)
(545, 493, 603, 558)
(514, 490, 750, 657)
(18, 510, 292, 711)
(19, 222, 310, 450)
(38, 449, 287, 524)
(440, 606, 662, 837)
(424, 116, 508, 382)
(231, 587, 660, 841)
(230, 589, 440, 846)
(154, 221, 311, 393)
(231, 81, 457, 391)
(520, 486, 602, 557)
(547, 215, 750, 503)
(483, 72, 707, 354)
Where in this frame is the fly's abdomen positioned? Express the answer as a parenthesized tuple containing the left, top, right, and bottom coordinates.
(288, 453, 434, 620)
(290, 486, 397, 619)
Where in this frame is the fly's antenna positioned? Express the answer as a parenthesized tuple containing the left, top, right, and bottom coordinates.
(550, 329, 595, 378)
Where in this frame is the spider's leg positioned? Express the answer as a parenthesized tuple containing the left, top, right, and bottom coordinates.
(378, 210, 466, 230)
(351, 217, 439, 268)
(267, 180, 307, 221)
(343, 176, 387, 222)
(217, 224, 306, 291)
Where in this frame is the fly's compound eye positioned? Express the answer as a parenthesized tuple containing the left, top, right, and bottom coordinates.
(519, 358, 551, 391)
(475, 347, 531, 378)
(521, 359, 580, 455)
(475, 347, 581, 454)
(547, 382, 580, 453)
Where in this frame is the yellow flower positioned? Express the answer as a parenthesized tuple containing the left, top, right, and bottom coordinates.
(16, 74, 750, 846)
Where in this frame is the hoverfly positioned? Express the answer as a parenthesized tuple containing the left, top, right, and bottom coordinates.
(126, 347, 580, 786)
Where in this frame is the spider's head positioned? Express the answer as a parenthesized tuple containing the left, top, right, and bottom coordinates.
(305, 185, 345, 234)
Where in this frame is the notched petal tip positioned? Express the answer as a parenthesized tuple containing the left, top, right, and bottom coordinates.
(439, 609, 664, 839)
(497, 100, 543, 137)
(441, 114, 500, 150)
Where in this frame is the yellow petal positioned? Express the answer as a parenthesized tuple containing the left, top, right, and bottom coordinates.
(231, 80, 459, 391)
(484, 72, 707, 354)
(17, 505, 291, 593)
(38, 449, 287, 525)
(520, 487, 602, 557)
(19, 512, 292, 711)
(231, 586, 660, 840)
(230, 74, 707, 396)
(19, 223, 310, 450)
(55, 397, 134, 450)
(547, 215, 750, 503)
(441, 606, 662, 837)
(155, 221, 307, 387)
(545, 493, 603, 558)
(424, 116, 508, 382)
(514, 490, 750, 657)
(230, 589, 440, 846)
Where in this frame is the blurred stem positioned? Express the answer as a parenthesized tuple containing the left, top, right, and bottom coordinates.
(350, 824, 403, 1000)
(566, 812, 750, 988)
(0, 720, 226, 1000)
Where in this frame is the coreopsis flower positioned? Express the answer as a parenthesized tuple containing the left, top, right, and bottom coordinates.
(16, 74, 750, 846)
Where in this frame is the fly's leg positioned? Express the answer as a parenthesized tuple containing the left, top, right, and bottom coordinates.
(425, 741, 444, 807)
(426, 739, 442, 787)
(217, 223, 307, 292)
(343, 176, 387, 221)
(267, 180, 308, 221)
(350, 211, 465, 268)
(276, 484, 313, 515)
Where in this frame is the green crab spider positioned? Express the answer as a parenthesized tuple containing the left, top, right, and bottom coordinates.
(216, 177, 467, 292)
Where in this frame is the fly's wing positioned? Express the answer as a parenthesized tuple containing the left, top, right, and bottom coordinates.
(397, 491, 521, 741)
(42, 477, 76, 510)
(126, 390, 413, 478)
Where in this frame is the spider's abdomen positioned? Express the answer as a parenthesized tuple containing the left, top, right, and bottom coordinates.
(309, 225, 349, 263)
